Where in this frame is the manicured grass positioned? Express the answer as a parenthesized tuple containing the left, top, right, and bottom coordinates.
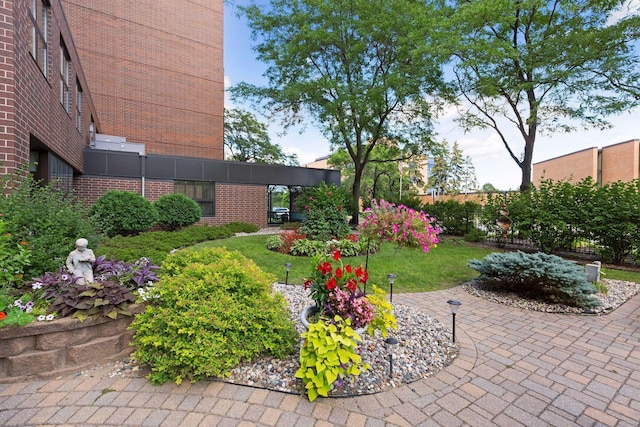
(601, 267, 640, 283)
(193, 234, 640, 293)
(194, 236, 496, 293)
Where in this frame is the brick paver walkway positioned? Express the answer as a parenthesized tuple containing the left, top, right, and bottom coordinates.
(1, 286, 638, 426)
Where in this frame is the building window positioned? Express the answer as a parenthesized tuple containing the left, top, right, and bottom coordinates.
(29, 0, 49, 76)
(76, 80, 83, 133)
(174, 180, 214, 216)
(49, 152, 74, 193)
(60, 40, 71, 113)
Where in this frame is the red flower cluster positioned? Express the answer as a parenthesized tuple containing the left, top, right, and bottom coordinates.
(305, 250, 369, 310)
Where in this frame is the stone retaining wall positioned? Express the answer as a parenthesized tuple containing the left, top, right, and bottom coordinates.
(0, 306, 143, 383)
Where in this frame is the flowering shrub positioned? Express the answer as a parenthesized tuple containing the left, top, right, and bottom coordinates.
(360, 199, 440, 252)
(305, 250, 369, 313)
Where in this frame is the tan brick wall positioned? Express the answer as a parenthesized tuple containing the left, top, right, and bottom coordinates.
(533, 147, 599, 186)
(2, 0, 99, 175)
(601, 139, 640, 184)
(60, 0, 224, 160)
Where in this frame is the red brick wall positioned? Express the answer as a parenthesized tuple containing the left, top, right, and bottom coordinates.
(533, 147, 599, 186)
(601, 139, 640, 184)
(60, 0, 224, 160)
(74, 177, 268, 228)
(1, 0, 99, 175)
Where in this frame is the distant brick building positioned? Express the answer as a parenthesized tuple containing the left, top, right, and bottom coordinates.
(533, 139, 640, 186)
(2, 0, 337, 228)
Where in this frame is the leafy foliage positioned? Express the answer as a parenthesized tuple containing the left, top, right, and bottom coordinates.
(94, 224, 246, 265)
(481, 178, 640, 264)
(224, 108, 298, 165)
(295, 315, 370, 401)
(0, 221, 31, 289)
(233, 0, 452, 221)
(296, 183, 352, 241)
(0, 169, 101, 279)
(468, 251, 600, 308)
(448, 0, 640, 190)
(365, 285, 397, 338)
(426, 200, 482, 236)
(130, 247, 297, 384)
(91, 190, 159, 237)
(154, 194, 201, 231)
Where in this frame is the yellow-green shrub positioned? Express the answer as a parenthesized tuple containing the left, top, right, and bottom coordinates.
(130, 247, 297, 384)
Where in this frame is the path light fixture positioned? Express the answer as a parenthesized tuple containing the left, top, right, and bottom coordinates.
(387, 273, 396, 303)
(384, 336, 399, 377)
(446, 299, 462, 344)
(284, 263, 292, 285)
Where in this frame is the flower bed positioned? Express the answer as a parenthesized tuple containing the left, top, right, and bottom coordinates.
(0, 305, 143, 383)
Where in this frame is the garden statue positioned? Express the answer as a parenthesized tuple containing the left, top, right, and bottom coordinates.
(66, 238, 96, 285)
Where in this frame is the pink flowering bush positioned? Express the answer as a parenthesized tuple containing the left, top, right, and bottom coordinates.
(359, 199, 440, 252)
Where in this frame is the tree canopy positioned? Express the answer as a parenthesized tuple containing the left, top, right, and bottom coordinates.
(223, 107, 298, 165)
(448, 0, 640, 190)
(232, 0, 453, 222)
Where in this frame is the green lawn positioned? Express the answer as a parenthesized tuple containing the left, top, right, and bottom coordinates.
(194, 236, 496, 293)
(193, 234, 640, 294)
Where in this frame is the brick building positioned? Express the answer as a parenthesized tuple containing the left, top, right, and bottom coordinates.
(2, 0, 338, 228)
(533, 139, 640, 186)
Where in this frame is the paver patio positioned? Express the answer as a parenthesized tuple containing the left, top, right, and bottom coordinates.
(0, 286, 638, 426)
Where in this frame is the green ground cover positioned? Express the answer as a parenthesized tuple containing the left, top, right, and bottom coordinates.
(194, 234, 640, 294)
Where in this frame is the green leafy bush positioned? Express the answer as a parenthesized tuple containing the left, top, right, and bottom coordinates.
(91, 190, 159, 237)
(154, 194, 201, 230)
(427, 200, 482, 236)
(95, 224, 238, 265)
(0, 170, 100, 280)
(130, 247, 297, 384)
(225, 222, 260, 233)
(468, 251, 600, 308)
(296, 182, 352, 241)
(464, 228, 487, 243)
(0, 221, 31, 288)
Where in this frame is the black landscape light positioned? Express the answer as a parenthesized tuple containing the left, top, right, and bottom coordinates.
(285, 263, 292, 285)
(387, 273, 396, 303)
(384, 336, 399, 377)
(446, 299, 462, 344)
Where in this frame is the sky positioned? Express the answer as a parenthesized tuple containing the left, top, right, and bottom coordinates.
(223, 0, 640, 191)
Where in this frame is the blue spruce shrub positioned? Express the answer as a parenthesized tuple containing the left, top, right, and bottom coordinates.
(468, 251, 600, 308)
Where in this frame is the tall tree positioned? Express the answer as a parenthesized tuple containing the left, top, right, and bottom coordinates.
(232, 0, 452, 222)
(448, 0, 640, 191)
(224, 108, 298, 165)
(427, 140, 478, 196)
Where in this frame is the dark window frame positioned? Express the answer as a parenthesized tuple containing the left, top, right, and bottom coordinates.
(29, 0, 49, 77)
(174, 180, 215, 217)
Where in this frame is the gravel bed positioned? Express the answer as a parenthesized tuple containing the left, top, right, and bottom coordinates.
(463, 278, 640, 315)
(74, 284, 458, 397)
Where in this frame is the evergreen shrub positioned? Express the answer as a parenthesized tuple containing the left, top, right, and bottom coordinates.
(91, 190, 158, 237)
(154, 194, 201, 230)
(130, 247, 297, 384)
(468, 251, 600, 308)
